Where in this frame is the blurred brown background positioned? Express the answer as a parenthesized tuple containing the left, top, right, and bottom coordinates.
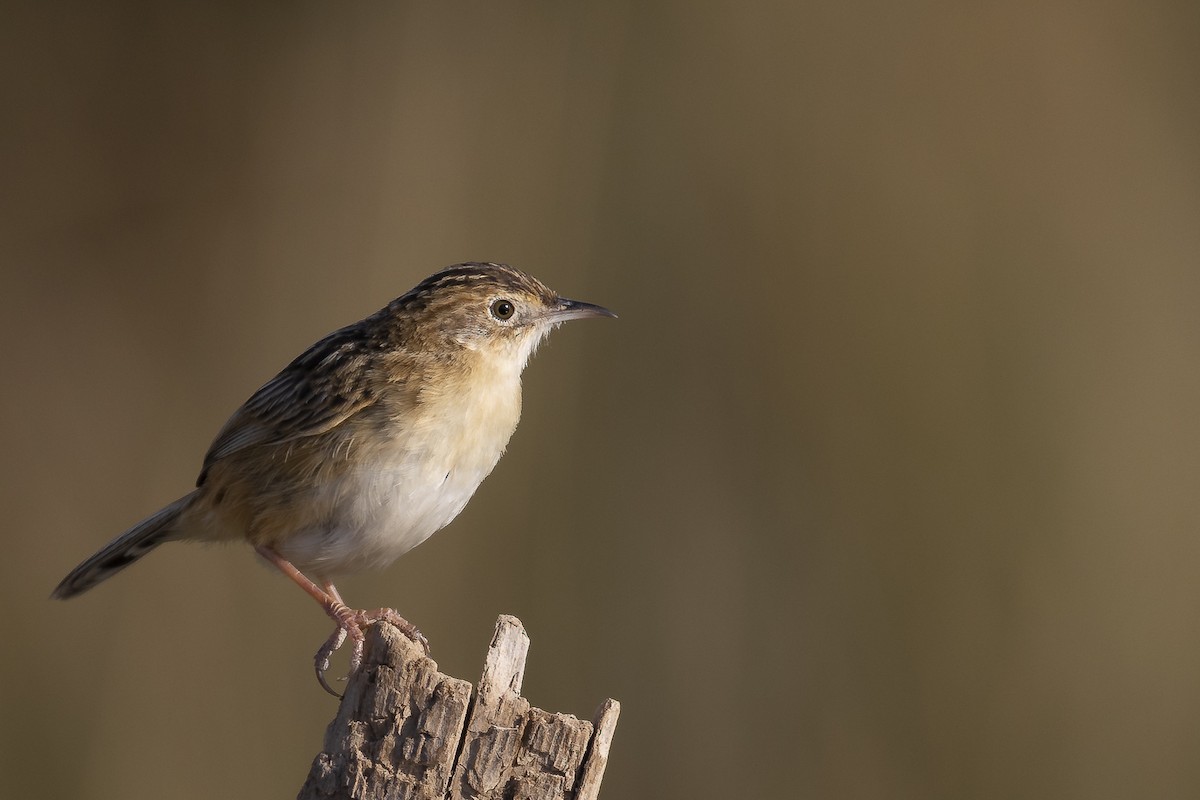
(4, 2, 1200, 798)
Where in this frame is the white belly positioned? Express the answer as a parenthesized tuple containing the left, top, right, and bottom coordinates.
(275, 457, 492, 577)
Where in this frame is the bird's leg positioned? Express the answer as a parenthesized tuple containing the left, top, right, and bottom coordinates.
(255, 546, 428, 697)
(323, 583, 347, 606)
(255, 546, 361, 696)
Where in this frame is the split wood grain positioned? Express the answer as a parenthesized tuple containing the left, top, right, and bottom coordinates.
(298, 615, 619, 800)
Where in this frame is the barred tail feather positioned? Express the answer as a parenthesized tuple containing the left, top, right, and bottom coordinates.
(51, 492, 196, 600)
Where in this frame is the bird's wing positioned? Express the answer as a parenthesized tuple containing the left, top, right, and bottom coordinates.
(198, 323, 387, 482)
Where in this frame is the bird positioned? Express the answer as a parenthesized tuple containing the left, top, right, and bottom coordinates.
(52, 262, 615, 694)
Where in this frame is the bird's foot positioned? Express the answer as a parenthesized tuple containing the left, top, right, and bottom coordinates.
(314, 604, 429, 697)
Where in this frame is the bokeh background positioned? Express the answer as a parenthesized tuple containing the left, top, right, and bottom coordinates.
(4, 2, 1200, 798)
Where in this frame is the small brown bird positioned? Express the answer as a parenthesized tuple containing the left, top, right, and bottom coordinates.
(53, 263, 614, 694)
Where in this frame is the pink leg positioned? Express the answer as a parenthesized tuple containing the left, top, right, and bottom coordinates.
(255, 546, 429, 697)
(323, 582, 346, 606)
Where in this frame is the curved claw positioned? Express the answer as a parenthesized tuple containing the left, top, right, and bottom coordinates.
(316, 667, 342, 698)
(315, 626, 349, 697)
(314, 614, 365, 698)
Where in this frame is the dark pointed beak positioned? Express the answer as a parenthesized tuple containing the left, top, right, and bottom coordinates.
(551, 297, 617, 322)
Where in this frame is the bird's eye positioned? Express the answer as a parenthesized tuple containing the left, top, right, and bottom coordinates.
(490, 299, 515, 320)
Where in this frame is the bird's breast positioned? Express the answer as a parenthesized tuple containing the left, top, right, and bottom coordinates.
(267, 365, 524, 577)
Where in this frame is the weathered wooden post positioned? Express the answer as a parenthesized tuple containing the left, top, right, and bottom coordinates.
(299, 615, 619, 800)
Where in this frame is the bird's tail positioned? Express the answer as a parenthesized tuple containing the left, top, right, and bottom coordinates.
(51, 491, 197, 600)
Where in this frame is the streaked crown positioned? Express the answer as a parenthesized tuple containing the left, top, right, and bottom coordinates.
(381, 263, 613, 358)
